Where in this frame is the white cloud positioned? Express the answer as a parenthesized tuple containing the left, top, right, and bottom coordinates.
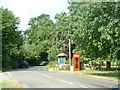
(1, 0, 69, 30)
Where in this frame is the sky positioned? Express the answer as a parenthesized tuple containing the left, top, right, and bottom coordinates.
(0, 0, 69, 30)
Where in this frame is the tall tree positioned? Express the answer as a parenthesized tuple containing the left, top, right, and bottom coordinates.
(24, 14, 54, 63)
(1, 7, 22, 69)
(68, 2, 120, 69)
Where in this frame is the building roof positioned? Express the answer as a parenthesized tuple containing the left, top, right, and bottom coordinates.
(57, 53, 67, 57)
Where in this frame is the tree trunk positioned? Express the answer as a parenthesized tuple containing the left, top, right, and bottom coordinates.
(106, 61, 111, 71)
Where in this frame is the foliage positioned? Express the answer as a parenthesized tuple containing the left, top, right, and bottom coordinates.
(23, 2, 119, 69)
(23, 14, 54, 64)
(46, 61, 70, 71)
(67, 2, 120, 68)
(1, 7, 23, 69)
(1, 2, 119, 70)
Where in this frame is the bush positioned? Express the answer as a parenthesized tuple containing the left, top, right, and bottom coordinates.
(59, 64, 70, 70)
(46, 60, 71, 71)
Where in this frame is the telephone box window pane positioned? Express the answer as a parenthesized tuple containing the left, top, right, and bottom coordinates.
(60, 57, 64, 64)
(76, 58, 78, 68)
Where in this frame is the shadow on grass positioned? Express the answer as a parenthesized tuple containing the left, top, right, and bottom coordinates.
(87, 72, 119, 79)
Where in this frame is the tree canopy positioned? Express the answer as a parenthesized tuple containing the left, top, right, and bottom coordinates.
(1, 2, 120, 70)
(1, 7, 23, 69)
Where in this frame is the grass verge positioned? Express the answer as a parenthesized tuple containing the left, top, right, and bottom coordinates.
(46, 65, 59, 71)
(46, 61, 119, 80)
(0, 80, 24, 88)
(46, 66, 119, 80)
(75, 70, 119, 80)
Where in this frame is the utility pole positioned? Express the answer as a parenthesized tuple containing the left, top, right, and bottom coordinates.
(69, 39, 71, 65)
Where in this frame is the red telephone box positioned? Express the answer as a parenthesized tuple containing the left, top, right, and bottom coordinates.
(72, 54, 80, 71)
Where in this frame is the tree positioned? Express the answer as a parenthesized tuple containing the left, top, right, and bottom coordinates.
(67, 2, 120, 70)
(24, 14, 54, 63)
(1, 7, 22, 69)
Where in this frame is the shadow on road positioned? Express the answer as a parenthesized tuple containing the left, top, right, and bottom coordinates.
(3, 66, 46, 72)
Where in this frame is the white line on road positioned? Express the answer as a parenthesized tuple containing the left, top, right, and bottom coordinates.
(34, 72, 87, 88)
(41, 74, 53, 78)
(6, 72, 14, 79)
(79, 85, 88, 88)
(56, 79, 74, 85)
(7, 72, 13, 77)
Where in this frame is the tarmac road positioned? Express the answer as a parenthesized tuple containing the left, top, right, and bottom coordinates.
(3, 66, 118, 89)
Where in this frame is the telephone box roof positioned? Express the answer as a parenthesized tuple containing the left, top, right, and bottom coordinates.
(57, 53, 67, 57)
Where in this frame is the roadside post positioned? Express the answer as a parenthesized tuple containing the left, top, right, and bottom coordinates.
(68, 39, 71, 65)
(68, 39, 74, 71)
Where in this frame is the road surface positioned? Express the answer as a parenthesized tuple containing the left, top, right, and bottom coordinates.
(3, 66, 117, 88)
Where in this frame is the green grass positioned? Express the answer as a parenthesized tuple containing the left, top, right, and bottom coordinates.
(0, 80, 24, 88)
(76, 70, 119, 80)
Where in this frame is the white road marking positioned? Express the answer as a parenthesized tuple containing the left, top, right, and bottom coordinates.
(79, 85, 88, 88)
(32, 72, 88, 88)
(56, 79, 74, 85)
(6, 72, 14, 79)
(7, 72, 12, 77)
(41, 74, 53, 78)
